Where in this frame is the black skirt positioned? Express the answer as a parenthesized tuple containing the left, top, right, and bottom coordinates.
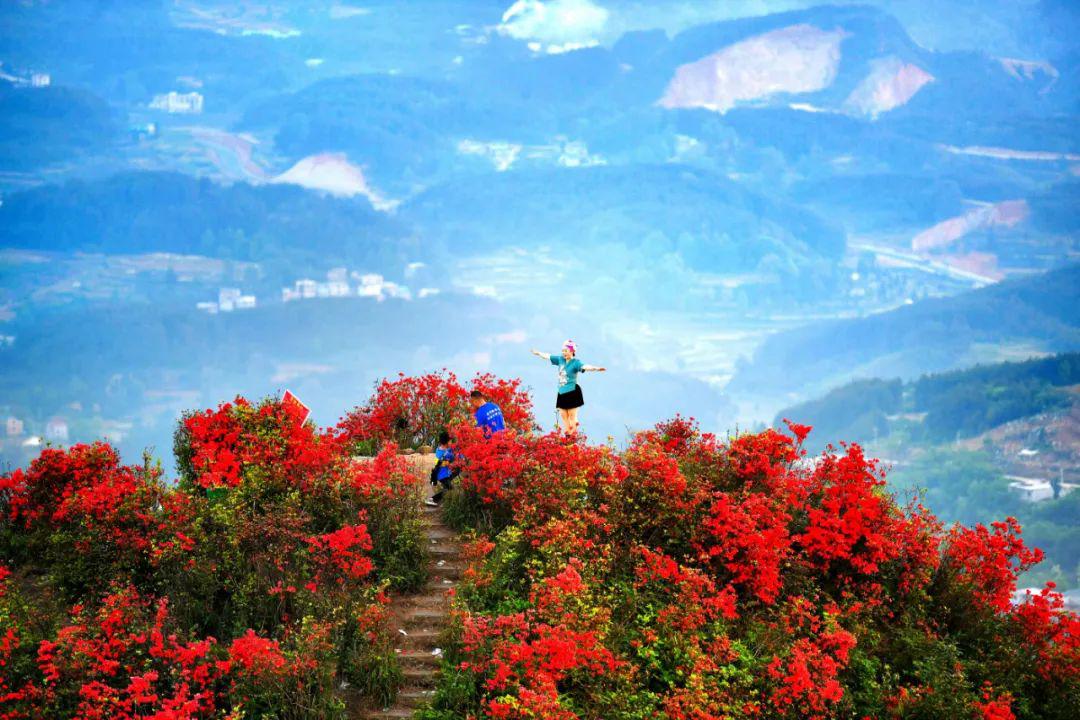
(556, 385, 584, 410)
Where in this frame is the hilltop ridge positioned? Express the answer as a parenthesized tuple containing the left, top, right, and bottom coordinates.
(2, 373, 1077, 719)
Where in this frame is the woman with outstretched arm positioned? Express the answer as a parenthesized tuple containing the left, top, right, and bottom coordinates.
(530, 340, 605, 434)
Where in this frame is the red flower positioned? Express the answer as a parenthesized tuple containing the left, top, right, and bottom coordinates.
(944, 517, 1044, 613)
(974, 683, 1015, 720)
(306, 523, 374, 583)
(182, 396, 342, 492)
(782, 418, 813, 446)
(228, 630, 287, 677)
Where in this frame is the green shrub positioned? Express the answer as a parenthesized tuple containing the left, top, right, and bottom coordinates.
(339, 619, 403, 708)
(440, 486, 514, 535)
(368, 502, 429, 592)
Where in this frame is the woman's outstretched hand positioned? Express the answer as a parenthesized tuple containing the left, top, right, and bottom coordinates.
(530, 349, 547, 358)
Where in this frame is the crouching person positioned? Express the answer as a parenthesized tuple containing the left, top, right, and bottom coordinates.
(426, 430, 459, 506)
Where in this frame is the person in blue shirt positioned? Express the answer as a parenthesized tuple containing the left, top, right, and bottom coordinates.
(470, 390, 506, 437)
(530, 339, 605, 434)
(426, 430, 459, 506)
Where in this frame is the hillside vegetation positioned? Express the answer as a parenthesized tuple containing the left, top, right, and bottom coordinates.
(913, 353, 1080, 440)
(0, 84, 119, 171)
(4, 373, 1075, 719)
(777, 352, 1080, 446)
(776, 353, 1080, 587)
(887, 448, 1080, 588)
(0, 172, 407, 270)
(731, 265, 1080, 404)
(0, 395, 428, 717)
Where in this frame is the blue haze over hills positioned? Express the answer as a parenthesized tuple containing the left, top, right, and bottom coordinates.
(0, 0, 1077, 491)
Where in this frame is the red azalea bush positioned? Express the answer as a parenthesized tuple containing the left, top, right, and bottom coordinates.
(942, 517, 1045, 614)
(177, 395, 341, 492)
(419, 410, 1079, 720)
(469, 373, 535, 435)
(1, 394, 427, 718)
(25, 585, 341, 719)
(337, 371, 535, 452)
(33, 586, 227, 718)
(5, 375, 1078, 719)
(0, 443, 174, 599)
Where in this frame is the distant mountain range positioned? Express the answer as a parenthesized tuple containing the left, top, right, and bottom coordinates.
(776, 351, 1080, 450)
(0, 0, 1076, 468)
(2, 2, 1073, 269)
(0, 171, 407, 272)
(0, 84, 119, 171)
(0, 290, 732, 473)
(729, 264, 1080, 411)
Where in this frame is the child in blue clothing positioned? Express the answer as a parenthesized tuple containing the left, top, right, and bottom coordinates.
(426, 430, 459, 506)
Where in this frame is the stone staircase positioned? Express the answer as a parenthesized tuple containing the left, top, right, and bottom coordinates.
(357, 456, 462, 719)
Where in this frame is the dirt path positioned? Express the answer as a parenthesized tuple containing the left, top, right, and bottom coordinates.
(358, 455, 462, 719)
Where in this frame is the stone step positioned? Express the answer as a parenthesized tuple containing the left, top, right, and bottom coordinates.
(396, 636, 444, 654)
(427, 567, 463, 581)
(404, 592, 452, 609)
(362, 706, 419, 719)
(399, 648, 445, 663)
(402, 666, 438, 688)
(423, 578, 457, 593)
(399, 660, 441, 675)
(398, 609, 443, 627)
(400, 622, 442, 638)
(397, 656, 442, 672)
(401, 606, 445, 622)
(396, 643, 442, 657)
(393, 636, 442, 655)
(430, 558, 467, 571)
(427, 543, 459, 556)
(399, 687, 438, 705)
(393, 626, 441, 640)
(400, 586, 452, 601)
(392, 692, 435, 711)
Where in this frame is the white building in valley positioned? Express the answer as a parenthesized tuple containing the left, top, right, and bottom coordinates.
(218, 287, 242, 311)
(6, 417, 24, 436)
(45, 417, 69, 443)
(197, 288, 256, 313)
(1007, 475, 1077, 503)
(150, 91, 204, 114)
(280, 268, 414, 303)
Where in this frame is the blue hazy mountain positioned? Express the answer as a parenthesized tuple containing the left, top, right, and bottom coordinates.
(404, 163, 845, 272)
(0, 84, 119, 171)
(728, 264, 1080, 408)
(0, 0, 1077, 474)
(0, 171, 405, 270)
(218, 2, 1077, 250)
